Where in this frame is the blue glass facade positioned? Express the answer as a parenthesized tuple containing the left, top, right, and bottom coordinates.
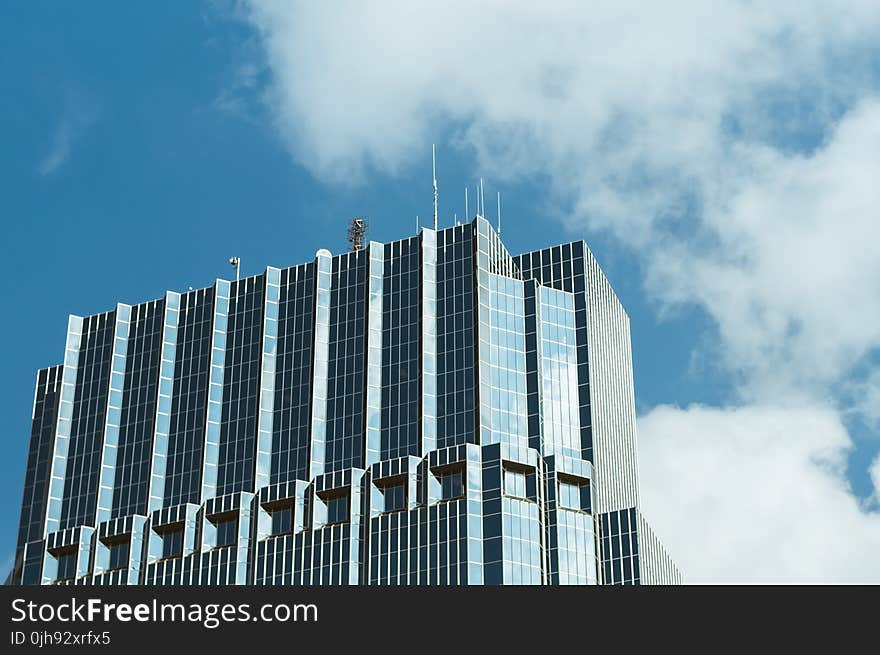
(217, 274, 265, 495)
(164, 287, 214, 506)
(59, 311, 116, 531)
(271, 264, 315, 484)
(325, 252, 367, 472)
(112, 300, 164, 519)
(381, 238, 421, 460)
(16, 366, 63, 557)
(10, 216, 679, 586)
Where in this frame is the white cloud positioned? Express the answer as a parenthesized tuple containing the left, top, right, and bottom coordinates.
(872, 455, 880, 507)
(240, 1, 880, 406)
(645, 101, 880, 402)
(236, 1, 880, 581)
(38, 90, 98, 176)
(638, 404, 880, 583)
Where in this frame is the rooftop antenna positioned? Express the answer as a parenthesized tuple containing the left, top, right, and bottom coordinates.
(347, 217, 367, 251)
(497, 191, 502, 236)
(416, 214, 419, 233)
(465, 187, 469, 220)
(479, 178, 485, 218)
(432, 144, 438, 231)
(228, 256, 240, 282)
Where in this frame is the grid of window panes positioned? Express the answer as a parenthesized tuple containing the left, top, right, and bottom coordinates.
(271, 264, 315, 484)
(435, 225, 476, 449)
(255, 532, 297, 584)
(523, 284, 541, 452)
(56, 551, 77, 581)
(368, 503, 470, 584)
(503, 467, 528, 499)
(214, 516, 238, 548)
(558, 477, 591, 513)
(494, 462, 542, 584)
(600, 508, 640, 585)
(325, 252, 367, 471)
(438, 469, 464, 501)
(112, 300, 164, 518)
(200, 549, 240, 584)
(481, 274, 528, 449)
(556, 507, 596, 584)
(502, 495, 542, 584)
(17, 366, 62, 551)
(514, 243, 592, 462)
(60, 311, 116, 530)
(474, 216, 522, 280)
(217, 275, 265, 495)
(292, 523, 353, 584)
(270, 506, 292, 536)
(538, 287, 580, 458)
(325, 493, 349, 525)
(164, 288, 214, 506)
(146, 547, 240, 585)
(559, 480, 580, 510)
(381, 238, 421, 459)
(380, 480, 406, 513)
(161, 528, 183, 559)
(108, 541, 129, 570)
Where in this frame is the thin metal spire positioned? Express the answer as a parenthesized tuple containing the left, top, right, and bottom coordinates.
(465, 187, 469, 220)
(416, 214, 419, 233)
(479, 178, 485, 218)
(497, 191, 502, 236)
(432, 144, 438, 231)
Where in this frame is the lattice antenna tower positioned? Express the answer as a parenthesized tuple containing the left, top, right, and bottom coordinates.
(347, 217, 368, 251)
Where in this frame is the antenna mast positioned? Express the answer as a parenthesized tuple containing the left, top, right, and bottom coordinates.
(497, 192, 502, 236)
(465, 187, 469, 220)
(432, 144, 438, 231)
(347, 217, 367, 252)
(479, 178, 485, 218)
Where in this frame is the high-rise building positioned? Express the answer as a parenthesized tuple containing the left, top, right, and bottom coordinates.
(8, 216, 680, 585)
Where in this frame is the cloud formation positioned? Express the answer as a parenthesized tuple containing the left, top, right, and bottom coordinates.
(38, 90, 98, 176)
(237, 0, 880, 581)
(639, 404, 880, 582)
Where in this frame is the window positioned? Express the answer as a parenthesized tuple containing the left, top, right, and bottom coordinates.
(214, 517, 238, 548)
(56, 551, 77, 581)
(383, 483, 406, 513)
(161, 528, 183, 559)
(439, 469, 464, 501)
(327, 494, 349, 525)
(108, 540, 130, 570)
(559, 477, 590, 513)
(270, 507, 292, 536)
(504, 468, 527, 499)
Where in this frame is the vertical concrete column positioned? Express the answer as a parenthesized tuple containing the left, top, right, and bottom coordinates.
(95, 304, 132, 524)
(201, 280, 230, 502)
(254, 267, 281, 490)
(44, 315, 84, 535)
(364, 242, 384, 467)
(147, 291, 181, 513)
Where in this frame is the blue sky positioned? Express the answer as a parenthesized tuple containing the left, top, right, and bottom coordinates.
(2, 2, 879, 582)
